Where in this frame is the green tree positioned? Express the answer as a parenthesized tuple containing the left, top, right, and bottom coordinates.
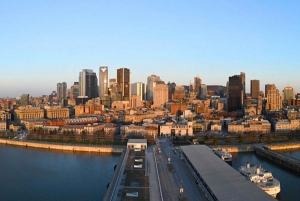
(226, 139, 232, 145)
(213, 138, 219, 145)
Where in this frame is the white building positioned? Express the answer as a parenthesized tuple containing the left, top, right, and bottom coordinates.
(160, 121, 193, 136)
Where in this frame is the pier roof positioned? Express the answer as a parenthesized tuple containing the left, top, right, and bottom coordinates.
(181, 145, 275, 201)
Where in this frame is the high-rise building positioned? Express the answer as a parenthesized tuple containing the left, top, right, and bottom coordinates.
(200, 84, 207, 99)
(117, 68, 130, 101)
(265, 84, 273, 98)
(167, 82, 176, 100)
(20, 94, 30, 106)
(70, 82, 79, 100)
(240, 72, 246, 106)
(131, 82, 146, 101)
(250, 80, 260, 99)
(194, 77, 201, 98)
(57, 82, 67, 102)
(266, 84, 282, 111)
(79, 69, 98, 99)
(99, 66, 108, 98)
(172, 85, 186, 100)
(282, 86, 295, 106)
(153, 81, 168, 108)
(147, 75, 161, 101)
(228, 75, 243, 112)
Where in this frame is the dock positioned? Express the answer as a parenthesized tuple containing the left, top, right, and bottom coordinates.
(255, 146, 300, 173)
(180, 145, 275, 201)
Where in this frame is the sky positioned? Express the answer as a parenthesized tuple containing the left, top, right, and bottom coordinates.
(1, 0, 300, 98)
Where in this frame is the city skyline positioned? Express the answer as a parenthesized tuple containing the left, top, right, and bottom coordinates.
(1, 1, 300, 97)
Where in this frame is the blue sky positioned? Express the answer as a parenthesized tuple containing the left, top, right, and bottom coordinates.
(1, 0, 300, 97)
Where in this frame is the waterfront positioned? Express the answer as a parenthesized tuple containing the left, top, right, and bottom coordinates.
(0, 144, 120, 201)
(232, 149, 300, 201)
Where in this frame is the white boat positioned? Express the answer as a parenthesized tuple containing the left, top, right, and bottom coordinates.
(239, 162, 280, 198)
(213, 148, 232, 162)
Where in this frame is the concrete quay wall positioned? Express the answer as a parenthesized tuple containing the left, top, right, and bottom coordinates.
(0, 139, 124, 153)
(255, 147, 300, 173)
(267, 143, 300, 151)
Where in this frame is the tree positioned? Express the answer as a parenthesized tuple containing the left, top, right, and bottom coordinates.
(183, 135, 188, 141)
(226, 139, 232, 145)
(213, 138, 219, 145)
(53, 129, 57, 135)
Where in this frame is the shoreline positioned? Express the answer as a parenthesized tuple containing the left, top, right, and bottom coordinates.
(209, 142, 300, 152)
(0, 139, 125, 153)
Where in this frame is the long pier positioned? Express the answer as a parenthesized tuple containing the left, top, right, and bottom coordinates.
(255, 146, 300, 173)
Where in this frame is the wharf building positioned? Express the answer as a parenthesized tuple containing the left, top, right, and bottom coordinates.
(117, 68, 130, 101)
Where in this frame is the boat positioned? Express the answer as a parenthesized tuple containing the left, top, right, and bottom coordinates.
(213, 148, 232, 163)
(239, 162, 280, 198)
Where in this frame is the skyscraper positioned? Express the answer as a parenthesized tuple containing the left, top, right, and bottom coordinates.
(153, 81, 168, 108)
(70, 82, 79, 100)
(20, 94, 29, 106)
(250, 80, 260, 99)
(228, 75, 243, 112)
(99, 66, 108, 98)
(266, 84, 282, 110)
(131, 82, 146, 101)
(194, 76, 201, 98)
(117, 68, 130, 101)
(265, 84, 273, 98)
(57, 82, 67, 101)
(147, 75, 161, 102)
(240, 72, 245, 107)
(283, 86, 295, 106)
(79, 69, 98, 99)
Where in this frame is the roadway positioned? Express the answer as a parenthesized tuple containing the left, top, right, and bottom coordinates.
(156, 137, 207, 201)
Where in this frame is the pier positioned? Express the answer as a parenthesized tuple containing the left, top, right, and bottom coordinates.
(255, 146, 300, 173)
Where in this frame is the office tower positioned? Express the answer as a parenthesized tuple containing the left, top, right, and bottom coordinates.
(194, 77, 201, 98)
(117, 68, 130, 101)
(70, 82, 79, 100)
(266, 84, 282, 110)
(250, 80, 260, 99)
(109, 78, 116, 88)
(167, 82, 176, 100)
(240, 72, 245, 106)
(283, 86, 295, 106)
(57, 82, 67, 101)
(79, 69, 98, 99)
(131, 82, 146, 101)
(228, 75, 243, 111)
(200, 84, 207, 99)
(99, 66, 108, 98)
(265, 84, 273, 98)
(146, 75, 161, 102)
(20, 94, 30, 106)
(153, 81, 168, 108)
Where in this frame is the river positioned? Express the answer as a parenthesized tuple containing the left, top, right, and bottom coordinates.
(232, 149, 300, 201)
(0, 144, 120, 201)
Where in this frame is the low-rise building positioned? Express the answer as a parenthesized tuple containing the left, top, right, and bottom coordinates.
(104, 123, 120, 135)
(61, 125, 85, 135)
(21, 119, 47, 131)
(84, 123, 105, 135)
(45, 106, 70, 119)
(160, 120, 193, 136)
(0, 120, 7, 131)
(211, 123, 222, 132)
(14, 106, 44, 121)
(274, 119, 291, 133)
